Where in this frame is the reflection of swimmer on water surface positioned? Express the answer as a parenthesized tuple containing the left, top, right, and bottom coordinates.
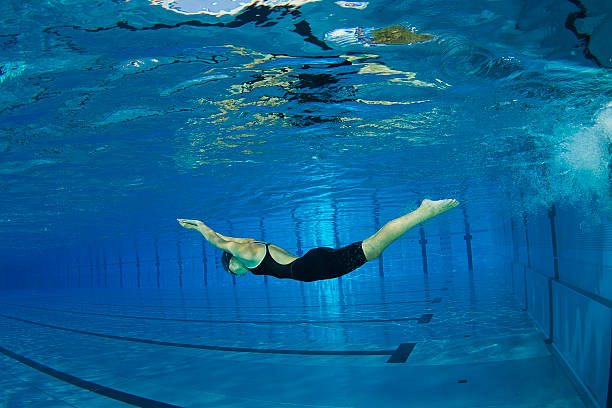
(148, 0, 320, 16)
(147, 0, 332, 50)
(149, 0, 371, 15)
(326, 25, 435, 47)
(147, 2, 432, 52)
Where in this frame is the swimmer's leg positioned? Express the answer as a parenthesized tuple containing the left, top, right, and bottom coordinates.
(361, 198, 459, 261)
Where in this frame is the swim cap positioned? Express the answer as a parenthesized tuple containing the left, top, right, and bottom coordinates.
(221, 251, 232, 273)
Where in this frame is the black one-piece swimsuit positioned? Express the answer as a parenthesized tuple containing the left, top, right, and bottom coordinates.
(248, 242, 367, 282)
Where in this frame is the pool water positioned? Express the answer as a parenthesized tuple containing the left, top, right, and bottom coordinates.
(1, 0, 611, 406)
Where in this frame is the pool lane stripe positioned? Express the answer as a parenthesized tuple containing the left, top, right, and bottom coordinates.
(14, 287, 447, 306)
(0, 303, 434, 325)
(0, 297, 443, 310)
(417, 313, 434, 324)
(0, 345, 182, 408)
(0, 313, 416, 362)
(386, 343, 416, 363)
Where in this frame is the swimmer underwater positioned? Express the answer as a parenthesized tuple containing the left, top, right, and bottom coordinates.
(178, 198, 459, 282)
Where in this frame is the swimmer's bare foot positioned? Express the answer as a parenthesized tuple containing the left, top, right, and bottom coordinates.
(417, 198, 459, 221)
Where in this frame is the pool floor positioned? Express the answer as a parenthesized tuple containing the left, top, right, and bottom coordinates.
(0, 266, 587, 407)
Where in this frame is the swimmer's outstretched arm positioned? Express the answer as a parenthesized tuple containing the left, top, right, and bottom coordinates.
(177, 219, 252, 243)
(216, 234, 255, 244)
(177, 219, 256, 255)
(177, 219, 226, 246)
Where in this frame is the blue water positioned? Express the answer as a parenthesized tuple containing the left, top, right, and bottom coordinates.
(1, 0, 611, 406)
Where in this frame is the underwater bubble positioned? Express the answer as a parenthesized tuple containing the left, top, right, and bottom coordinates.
(514, 103, 612, 227)
(335, 1, 368, 9)
(556, 104, 612, 184)
(0, 61, 26, 85)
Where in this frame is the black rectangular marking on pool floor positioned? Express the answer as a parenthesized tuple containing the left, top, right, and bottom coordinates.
(417, 313, 434, 324)
(0, 345, 183, 408)
(386, 343, 416, 363)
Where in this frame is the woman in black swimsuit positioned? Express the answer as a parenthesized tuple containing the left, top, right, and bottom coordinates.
(178, 198, 459, 282)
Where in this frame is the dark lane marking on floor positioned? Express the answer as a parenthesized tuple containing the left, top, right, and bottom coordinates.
(387, 343, 416, 363)
(0, 313, 415, 362)
(0, 345, 182, 408)
(0, 304, 433, 325)
(0, 296, 443, 310)
(7, 286, 448, 305)
(418, 314, 434, 324)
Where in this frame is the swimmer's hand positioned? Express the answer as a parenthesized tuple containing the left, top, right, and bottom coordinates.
(178, 219, 228, 248)
(177, 219, 203, 230)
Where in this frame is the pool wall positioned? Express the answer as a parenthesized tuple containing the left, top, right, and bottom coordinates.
(494, 203, 612, 408)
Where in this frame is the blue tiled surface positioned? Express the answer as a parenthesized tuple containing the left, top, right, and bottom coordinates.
(502, 205, 612, 408)
(526, 210, 555, 278)
(552, 281, 611, 407)
(555, 205, 612, 303)
(0, 261, 586, 407)
(525, 267, 551, 338)
(511, 262, 526, 310)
